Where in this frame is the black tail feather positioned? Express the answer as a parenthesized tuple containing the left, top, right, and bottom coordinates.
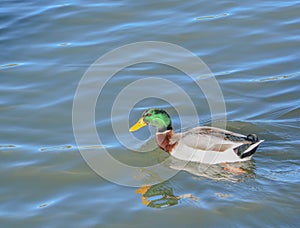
(234, 134, 261, 159)
(247, 134, 259, 143)
(239, 146, 258, 159)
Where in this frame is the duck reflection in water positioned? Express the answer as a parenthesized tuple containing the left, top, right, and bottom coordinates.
(135, 159, 256, 208)
(135, 181, 198, 209)
(166, 157, 256, 182)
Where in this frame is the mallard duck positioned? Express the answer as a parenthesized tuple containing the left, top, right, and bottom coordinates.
(130, 108, 264, 164)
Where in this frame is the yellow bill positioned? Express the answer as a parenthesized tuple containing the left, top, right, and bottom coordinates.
(129, 118, 147, 132)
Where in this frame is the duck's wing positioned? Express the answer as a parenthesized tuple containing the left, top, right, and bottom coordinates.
(176, 127, 252, 152)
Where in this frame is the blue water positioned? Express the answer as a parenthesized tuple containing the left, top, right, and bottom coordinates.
(1, 0, 300, 227)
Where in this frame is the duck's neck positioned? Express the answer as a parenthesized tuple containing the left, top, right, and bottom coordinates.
(154, 120, 172, 133)
(156, 130, 177, 153)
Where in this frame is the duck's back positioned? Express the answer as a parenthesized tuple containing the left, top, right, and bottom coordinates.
(170, 126, 263, 164)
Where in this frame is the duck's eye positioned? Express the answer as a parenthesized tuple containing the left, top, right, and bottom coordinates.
(145, 113, 151, 117)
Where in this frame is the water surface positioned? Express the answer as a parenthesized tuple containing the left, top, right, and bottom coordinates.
(1, 0, 299, 227)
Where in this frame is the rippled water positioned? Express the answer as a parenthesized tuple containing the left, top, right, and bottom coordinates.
(1, 0, 300, 227)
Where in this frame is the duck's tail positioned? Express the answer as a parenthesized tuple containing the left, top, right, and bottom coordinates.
(234, 134, 264, 159)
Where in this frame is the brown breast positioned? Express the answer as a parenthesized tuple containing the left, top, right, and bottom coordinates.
(156, 130, 178, 153)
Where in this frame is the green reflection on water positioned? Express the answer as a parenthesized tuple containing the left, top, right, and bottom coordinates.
(136, 181, 198, 209)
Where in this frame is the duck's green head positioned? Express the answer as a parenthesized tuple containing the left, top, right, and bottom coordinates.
(129, 108, 172, 132)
